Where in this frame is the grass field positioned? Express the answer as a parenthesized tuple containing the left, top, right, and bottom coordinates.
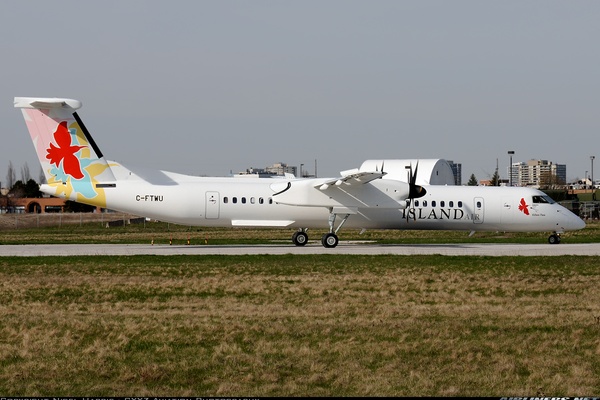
(1, 254, 600, 396)
(1, 217, 599, 396)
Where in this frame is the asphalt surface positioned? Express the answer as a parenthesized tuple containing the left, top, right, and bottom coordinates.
(1, 242, 600, 256)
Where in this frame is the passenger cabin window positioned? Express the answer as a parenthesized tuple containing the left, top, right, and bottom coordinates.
(241, 197, 247, 204)
(449, 201, 454, 207)
(223, 197, 228, 204)
(414, 200, 419, 207)
(458, 201, 463, 207)
(422, 200, 427, 207)
(440, 201, 445, 207)
(232, 197, 238, 204)
(431, 201, 436, 207)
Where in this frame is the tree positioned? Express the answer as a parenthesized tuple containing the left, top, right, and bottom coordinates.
(6, 161, 16, 189)
(8, 180, 25, 198)
(38, 166, 46, 184)
(20, 163, 31, 182)
(490, 169, 501, 186)
(24, 179, 42, 198)
(9, 179, 41, 198)
(467, 173, 478, 186)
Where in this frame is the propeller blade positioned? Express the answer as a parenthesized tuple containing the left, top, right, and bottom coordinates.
(408, 161, 426, 200)
(406, 161, 427, 223)
(412, 162, 418, 185)
(406, 162, 414, 222)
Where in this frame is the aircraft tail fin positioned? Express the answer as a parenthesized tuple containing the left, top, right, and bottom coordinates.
(14, 97, 116, 207)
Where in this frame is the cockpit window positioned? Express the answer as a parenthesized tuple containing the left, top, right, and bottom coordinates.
(532, 195, 555, 204)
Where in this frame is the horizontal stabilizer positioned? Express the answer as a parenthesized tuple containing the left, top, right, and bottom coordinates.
(14, 97, 82, 110)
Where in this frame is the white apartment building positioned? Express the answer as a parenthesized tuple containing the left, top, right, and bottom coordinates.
(508, 159, 567, 187)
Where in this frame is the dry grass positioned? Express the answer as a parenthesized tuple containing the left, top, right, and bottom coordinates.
(1, 255, 599, 396)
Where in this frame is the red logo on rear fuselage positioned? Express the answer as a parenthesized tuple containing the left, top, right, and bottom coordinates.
(46, 121, 86, 179)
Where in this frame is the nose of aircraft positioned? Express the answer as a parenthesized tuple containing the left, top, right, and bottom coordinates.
(558, 207, 586, 231)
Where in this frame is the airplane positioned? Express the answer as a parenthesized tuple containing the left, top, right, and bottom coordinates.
(14, 96, 585, 247)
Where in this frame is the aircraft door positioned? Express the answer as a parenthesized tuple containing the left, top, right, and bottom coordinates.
(473, 197, 484, 224)
(205, 191, 220, 219)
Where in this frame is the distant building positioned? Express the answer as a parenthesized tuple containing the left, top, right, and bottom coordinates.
(479, 178, 509, 186)
(446, 160, 462, 186)
(0, 196, 67, 214)
(235, 168, 278, 178)
(508, 159, 567, 187)
(265, 162, 297, 176)
(237, 162, 298, 177)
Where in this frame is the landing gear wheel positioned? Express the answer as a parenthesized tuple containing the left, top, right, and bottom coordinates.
(292, 231, 308, 246)
(548, 234, 561, 244)
(321, 233, 339, 248)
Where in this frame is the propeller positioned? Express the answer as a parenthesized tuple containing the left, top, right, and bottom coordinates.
(408, 162, 426, 199)
(406, 161, 427, 222)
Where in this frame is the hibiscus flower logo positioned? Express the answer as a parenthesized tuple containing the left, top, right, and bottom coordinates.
(46, 121, 86, 179)
(518, 197, 530, 215)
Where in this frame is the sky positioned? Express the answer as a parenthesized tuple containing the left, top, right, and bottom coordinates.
(1, 0, 599, 186)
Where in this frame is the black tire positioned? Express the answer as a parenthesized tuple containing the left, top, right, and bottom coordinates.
(548, 234, 561, 244)
(321, 233, 339, 248)
(292, 231, 308, 246)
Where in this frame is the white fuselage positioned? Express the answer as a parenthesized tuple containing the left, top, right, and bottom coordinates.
(43, 162, 583, 235)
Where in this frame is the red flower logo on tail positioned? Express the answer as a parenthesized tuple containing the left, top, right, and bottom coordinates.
(518, 198, 530, 215)
(46, 121, 86, 179)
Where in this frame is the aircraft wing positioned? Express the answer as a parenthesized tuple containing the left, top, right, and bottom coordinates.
(315, 169, 386, 191)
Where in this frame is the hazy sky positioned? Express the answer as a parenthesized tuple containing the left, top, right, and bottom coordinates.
(2, 1, 599, 185)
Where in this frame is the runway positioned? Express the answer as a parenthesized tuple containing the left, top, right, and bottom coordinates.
(1, 242, 600, 256)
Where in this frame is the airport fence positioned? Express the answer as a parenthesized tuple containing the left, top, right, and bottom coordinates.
(559, 201, 599, 220)
(0, 212, 144, 230)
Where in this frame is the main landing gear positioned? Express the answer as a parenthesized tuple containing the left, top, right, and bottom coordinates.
(291, 210, 352, 248)
(548, 232, 561, 244)
(321, 232, 339, 248)
(292, 230, 309, 246)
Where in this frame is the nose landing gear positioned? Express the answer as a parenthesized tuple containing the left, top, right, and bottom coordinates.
(548, 233, 561, 244)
